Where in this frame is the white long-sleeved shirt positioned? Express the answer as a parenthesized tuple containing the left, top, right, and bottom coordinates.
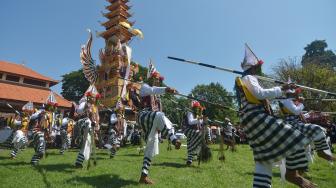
(224, 122, 233, 136)
(62, 117, 68, 127)
(280, 99, 304, 115)
(187, 112, 203, 126)
(76, 101, 87, 115)
(110, 113, 118, 124)
(14, 120, 21, 126)
(139, 83, 166, 97)
(303, 113, 310, 119)
(242, 75, 283, 100)
(30, 110, 44, 121)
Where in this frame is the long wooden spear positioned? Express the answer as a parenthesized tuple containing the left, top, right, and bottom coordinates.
(272, 97, 336, 102)
(304, 98, 336, 102)
(174, 93, 238, 112)
(115, 76, 238, 111)
(167, 56, 336, 97)
(6, 103, 21, 115)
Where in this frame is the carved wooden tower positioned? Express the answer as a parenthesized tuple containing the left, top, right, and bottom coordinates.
(97, 0, 136, 107)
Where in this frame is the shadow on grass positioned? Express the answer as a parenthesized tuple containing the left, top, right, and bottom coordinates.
(36, 163, 76, 173)
(67, 174, 138, 188)
(0, 161, 30, 168)
(0, 155, 10, 160)
(34, 166, 52, 188)
(66, 149, 81, 153)
(152, 162, 186, 168)
(245, 171, 281, 178)
(96, 152, 108, 156)
(31, 163, 77, 188)
(120, 153, 142, 157)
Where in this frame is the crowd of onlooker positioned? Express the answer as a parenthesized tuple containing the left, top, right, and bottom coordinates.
(2, 114, 336, 151)
(206, 121, 336, 148)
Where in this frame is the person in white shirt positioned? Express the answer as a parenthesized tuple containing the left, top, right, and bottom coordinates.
(59, 105, 75, 155)
(235, 45, 314, 188)
(137, 69, 181, 184)
(29, 107, 47, 166)
(107, 109, 119, 158)
(279, 88, 335, 162)
(222, 118, 236, 152)
(74, 85, 101, 168)
(184, 101, 206, 166)
(10, 102, 33, 159)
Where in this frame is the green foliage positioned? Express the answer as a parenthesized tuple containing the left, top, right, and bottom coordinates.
(61, 62, 144, 103)
(161, 83, 238, 127)
(273, 40, 336, 112)
(273, 57, 336, 111)
(61, 69, 90, 103)
(131, 61, 148, 83)
(0, 146, 335, 188)
(302, 40, 336, 68)
(160, 95, 189, 129)
(191, 82, 238, 123)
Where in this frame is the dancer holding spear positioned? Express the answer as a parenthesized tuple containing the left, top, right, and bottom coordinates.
(183, 100, 211, 166)
(137, 61, 182, 184)
(278, 82, 335, 162)
(168, 44, 326, 188)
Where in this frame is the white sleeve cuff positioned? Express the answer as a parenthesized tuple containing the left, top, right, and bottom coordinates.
(274, 86, 283, 97)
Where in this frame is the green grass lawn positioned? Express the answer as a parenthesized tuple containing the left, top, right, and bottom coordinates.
(0, 144, 335, 188)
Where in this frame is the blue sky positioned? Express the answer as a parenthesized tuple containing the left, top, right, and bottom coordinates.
(1, 0, 335, 95)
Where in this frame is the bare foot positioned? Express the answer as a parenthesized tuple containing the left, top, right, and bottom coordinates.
(317, 151, 336, 161)
(186, 161, 192, 166)
(286, 170, 317, 188)
(299, 170, 312, 180)
(174, 140, 181, 150)
(139, 175, 154, 184)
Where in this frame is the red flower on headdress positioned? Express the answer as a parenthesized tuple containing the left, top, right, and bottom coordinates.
(257, 60, 264, 65)
(96, 93, 102, 99)
(192, 101, 201, 108)
(151, 71, 160, 79)
(295, 88, 302, 94)
(85, 92, 92, 97)
(159, 76, 165, 81)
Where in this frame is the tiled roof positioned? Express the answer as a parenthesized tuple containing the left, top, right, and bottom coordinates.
(0, 60, 59, 85)
(0, 82, 71, 108)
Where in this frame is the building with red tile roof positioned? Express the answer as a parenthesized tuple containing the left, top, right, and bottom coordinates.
(0, 60, 71, 114)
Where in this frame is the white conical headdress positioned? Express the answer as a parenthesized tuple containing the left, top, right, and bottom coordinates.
(285, 77, 297, 94)
(147, 59, 160, 79)
(22, 101, 34, 112)
(46, 92, 58, 106)
(85, 85, 101, 98)
(241, 44, 263, 71)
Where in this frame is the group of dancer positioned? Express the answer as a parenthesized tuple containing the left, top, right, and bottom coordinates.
(2, 37, 336, 187)
(234, 45, 335, 188)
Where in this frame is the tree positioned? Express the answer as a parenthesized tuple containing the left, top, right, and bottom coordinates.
(160, 95, 189, 129)
(160, 83, 238, 127)
(302, 40, 336, 68)
(273, 58, 336, 112)
(61, 61, 145, 103)
(61, 69, 90, 102)
(191, 82, 238, 122)
(132, 61, 148, 82)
